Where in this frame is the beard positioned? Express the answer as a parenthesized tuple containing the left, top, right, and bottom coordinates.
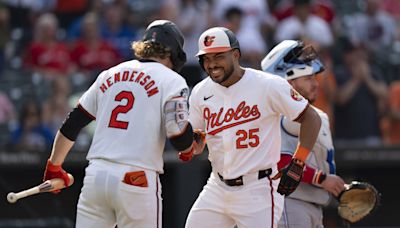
(209, 63, 234, 85)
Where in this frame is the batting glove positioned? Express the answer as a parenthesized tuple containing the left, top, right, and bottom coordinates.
(273, 158, 305, 196)
(43, 159, 70, 194)
(193, 129, 206, 155)
(178, 130, 206, 162)
(178, 146, 194, 162)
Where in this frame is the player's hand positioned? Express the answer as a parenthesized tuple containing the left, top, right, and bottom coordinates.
(273, 158, 305, 196)
(321, 174, 346, 197)
(178, 146, 194, 162)
(193, 129, 206, 155)
(43, 159, 70, 194)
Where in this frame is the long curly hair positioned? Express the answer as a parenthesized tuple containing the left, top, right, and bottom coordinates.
(131, 41, 171, 60)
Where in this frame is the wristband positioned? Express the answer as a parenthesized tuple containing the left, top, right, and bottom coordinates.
(46, 159, 62, 172)
(312, 170, 326, 186)
(293, 145, 310, 163)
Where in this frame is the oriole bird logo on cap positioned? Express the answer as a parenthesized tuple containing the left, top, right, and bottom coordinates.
(204, 36, 215, 47)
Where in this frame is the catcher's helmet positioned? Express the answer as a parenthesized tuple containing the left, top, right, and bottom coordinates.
(261, 40, 324, 80)
(142, 20, 187, 72)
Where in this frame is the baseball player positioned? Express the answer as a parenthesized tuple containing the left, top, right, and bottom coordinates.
(42, 20, 203, 228)
(185, 27, 322, 228)
(261, 40, 345, 228)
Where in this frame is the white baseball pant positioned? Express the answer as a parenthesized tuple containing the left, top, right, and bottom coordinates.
(185, 170, 284, 228)
(75, 159, 162, 228)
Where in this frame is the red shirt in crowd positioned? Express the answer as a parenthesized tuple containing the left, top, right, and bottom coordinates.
(25, 42, 71, 75)
(70, 40, 122, 72)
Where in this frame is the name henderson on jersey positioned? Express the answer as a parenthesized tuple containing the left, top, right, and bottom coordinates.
(99, 69, 159, 97)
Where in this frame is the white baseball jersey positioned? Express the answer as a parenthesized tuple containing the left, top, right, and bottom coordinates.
(79, 59, 189, 173)
(280, 107, 336, 205)
(189, 68, 308, 179)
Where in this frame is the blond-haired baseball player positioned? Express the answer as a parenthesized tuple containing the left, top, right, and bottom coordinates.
(185, 27, 321, 228)
(262, 40, 345, 228)
(42, 20, 203, 228)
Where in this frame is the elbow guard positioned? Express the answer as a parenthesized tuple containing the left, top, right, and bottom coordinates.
(164, 97, 193, 151)
(60, 105, 94, 141)
(164, 96, 189, 138)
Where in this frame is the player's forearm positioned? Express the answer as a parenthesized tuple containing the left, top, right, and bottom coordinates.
(49, 131, 74, 165)
(296, 107, 321, 160)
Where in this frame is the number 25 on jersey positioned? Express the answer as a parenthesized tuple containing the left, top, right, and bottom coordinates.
(236, 128, 259, 149)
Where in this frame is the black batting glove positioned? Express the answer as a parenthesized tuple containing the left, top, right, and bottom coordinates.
(273, 158, 305, 196)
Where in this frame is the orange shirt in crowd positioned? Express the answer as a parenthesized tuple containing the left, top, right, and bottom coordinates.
(381, 81, 400, 145)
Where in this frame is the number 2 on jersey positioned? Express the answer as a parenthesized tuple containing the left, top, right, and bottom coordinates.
(109, 91, 134, 129)
(236, 128, 260, 149)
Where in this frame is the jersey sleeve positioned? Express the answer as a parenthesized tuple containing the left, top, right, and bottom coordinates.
(269, 77, 308, 121)
(163, 75, 190, 104)
(188, 86, 205, 130)
(78, 70, 107, 117)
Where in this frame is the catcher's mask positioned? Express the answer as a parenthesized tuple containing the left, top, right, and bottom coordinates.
(196, 27, 241, 71)
(261, 40, 324, 80)
(142, 20, 187, 72)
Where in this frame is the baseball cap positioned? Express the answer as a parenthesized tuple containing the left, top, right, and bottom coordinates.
(196, 27, 240, 56)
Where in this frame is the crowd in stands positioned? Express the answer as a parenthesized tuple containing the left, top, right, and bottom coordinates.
(0, 0, 400, 152)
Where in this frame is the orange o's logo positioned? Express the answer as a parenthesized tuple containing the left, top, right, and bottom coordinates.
(204, 36, 216, 47)
(290, 88, 303, 101)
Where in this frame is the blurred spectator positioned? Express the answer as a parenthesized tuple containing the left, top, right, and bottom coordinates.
(212, 0, 273, 68)
(274, 0, 334, 47)
(0, 91, 15, 124)
(176, 0, 212, 88)
(3, 0, 56, 29)
(70, 12, 122, 80)
(346, 0, 397, 52)
(125, 0, 164, 28)
(158, 0, 180, 22)
(23, 13, 72, 80)
(10, 100, 54, 152)
(223, 7, 242, 33)
(333, 38, 388, 146)
(66, 0, 105, 41)
(41, 77, 72, 134)
(0, 5, 10, 76)
(221, 6, 265, 69)
(271, 0, 336, 24)
(99, 3, 138, 60)
(312, 0, 336, 23)
(54, 0, 88, 29)
(381, 80, 400, 145)
(380, 0, 400, 20)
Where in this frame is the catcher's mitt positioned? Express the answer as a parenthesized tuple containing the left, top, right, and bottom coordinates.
(338, 181, 380, 223)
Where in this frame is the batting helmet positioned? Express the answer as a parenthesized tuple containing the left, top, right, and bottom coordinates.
(261, 40, 324, 80)
(142, 20, 187, 72)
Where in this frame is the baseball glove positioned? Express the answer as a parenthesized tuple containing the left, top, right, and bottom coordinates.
(337, 181, 380, 223)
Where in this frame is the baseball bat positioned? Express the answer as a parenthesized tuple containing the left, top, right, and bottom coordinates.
(6, 173, 74, 204)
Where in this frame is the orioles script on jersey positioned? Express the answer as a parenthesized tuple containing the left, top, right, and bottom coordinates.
(204, 101, 261, 135)
(99, 71, 159, 97)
